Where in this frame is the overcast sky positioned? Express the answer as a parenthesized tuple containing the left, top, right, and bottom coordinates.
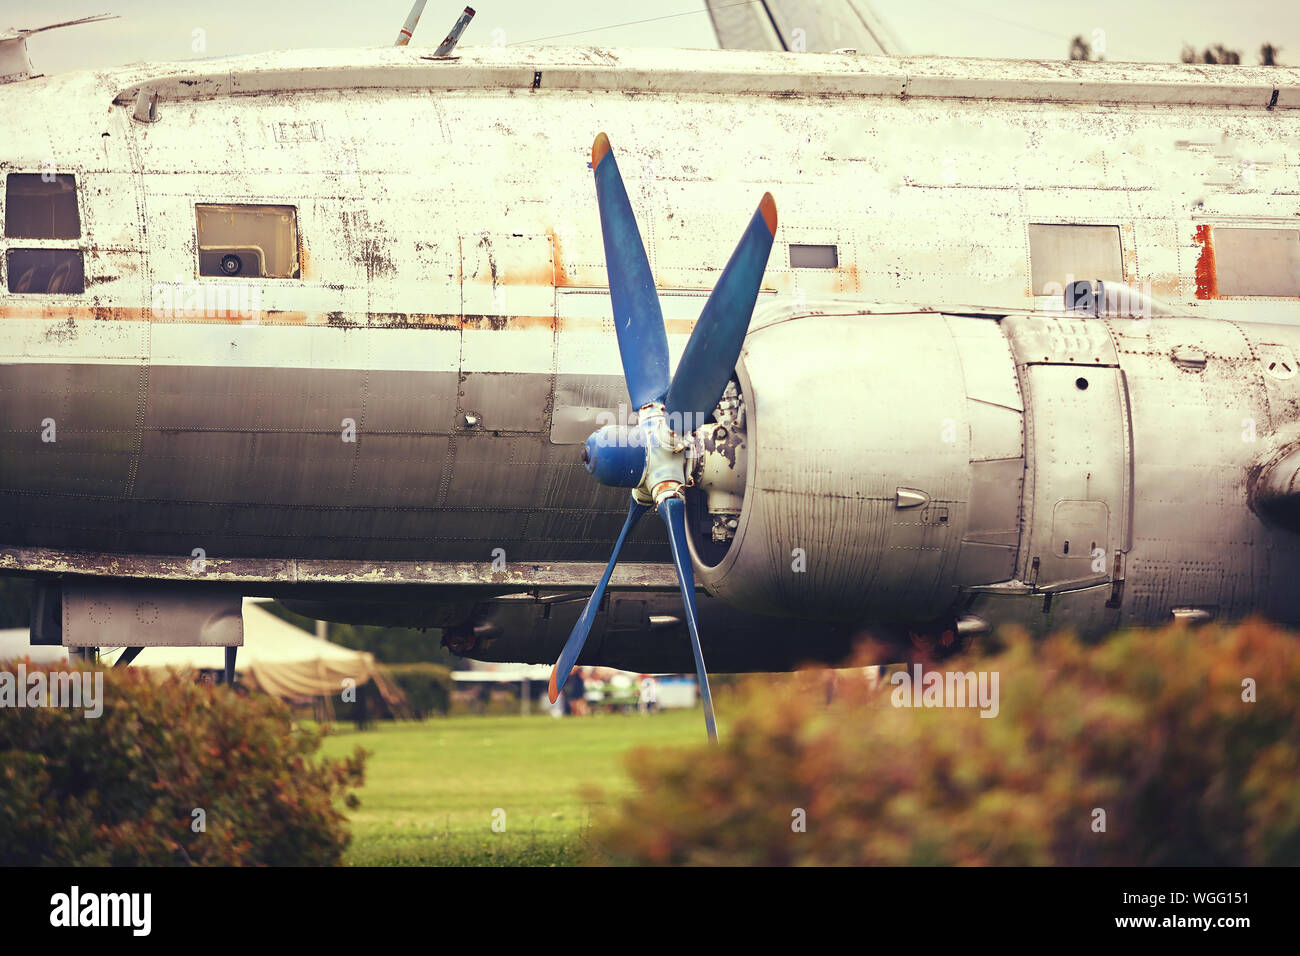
(5, 0, 1295, 74)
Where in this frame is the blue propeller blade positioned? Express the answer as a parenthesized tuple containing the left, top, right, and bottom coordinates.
(658, 496, 719, 743)
(665, 193, 777, 429)
(549, 496, 650, 703)
(592, 133, 671, 410)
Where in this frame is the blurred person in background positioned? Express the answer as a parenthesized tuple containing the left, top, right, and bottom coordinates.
(564, 667, 587, 716)
(584, 668, 605, 713)
(638, 674, 658, 714)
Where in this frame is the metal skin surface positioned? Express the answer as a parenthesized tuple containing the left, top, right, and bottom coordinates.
(695, 306, 1300, 641)
(2, 46, 1300, 667)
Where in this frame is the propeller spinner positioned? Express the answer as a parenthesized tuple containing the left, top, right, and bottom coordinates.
(548, 133, 777, 742)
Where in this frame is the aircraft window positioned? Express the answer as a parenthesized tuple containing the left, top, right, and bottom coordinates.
(1028, 223, 1123, 293)
(6, 248, 85, 294)
(1212, 227, 1300, 297)
(789, 243, 838, 268)
(4, 173, 81, 239)
(195, 203, 300, 278)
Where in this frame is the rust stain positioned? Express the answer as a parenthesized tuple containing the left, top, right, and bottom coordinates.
(0, 305, 148, 321)
(0, 306, 572, 329)
(507, 264, 557, 286)
(366, 312, 460, 329)
(1146, 274, 1183, 299)
(460, 313, 555, 330)
(556, 315, 605, 332)
(0, 305, 310, 324)
(1194, 224, 1217, 299)
(546, 227, 571, 287)
(468, 262, 555, 287)
(401, 313, 460, 329)
(555, 314, 698, 333)
(840, 262, 861, 293)
(0, 305, 711, 334)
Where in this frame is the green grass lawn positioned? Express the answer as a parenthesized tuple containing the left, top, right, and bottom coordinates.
(317, 708, 704, 866)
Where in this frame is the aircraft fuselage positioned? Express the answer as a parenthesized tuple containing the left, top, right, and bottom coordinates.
(2, 47, 1298, 668)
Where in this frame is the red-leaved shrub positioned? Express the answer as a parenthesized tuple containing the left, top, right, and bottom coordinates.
(589, 619, 1300, 865)
(0, 663, 366, 865)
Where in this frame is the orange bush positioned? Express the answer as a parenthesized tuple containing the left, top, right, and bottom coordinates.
(589, 619, 1300, 865)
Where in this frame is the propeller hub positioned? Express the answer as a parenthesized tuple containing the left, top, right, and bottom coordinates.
(636, 403, 690, 506)
(582, 424, 644, 487)
(582, 404, 695, 502)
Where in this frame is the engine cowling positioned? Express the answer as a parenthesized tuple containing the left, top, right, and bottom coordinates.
(686, 309, 1025, 624)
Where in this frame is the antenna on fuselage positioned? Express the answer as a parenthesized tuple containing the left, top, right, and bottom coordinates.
(0, 13, 117, 84)
(394, 0, 428, 46)
(433, 7, 476, 56)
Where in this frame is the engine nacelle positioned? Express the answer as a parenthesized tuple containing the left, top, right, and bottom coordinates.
(687, 309, 1025, 624)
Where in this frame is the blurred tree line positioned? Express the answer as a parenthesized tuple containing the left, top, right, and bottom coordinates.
(1180, 42, 1282, 65)
(1067, 36, 1282, 65)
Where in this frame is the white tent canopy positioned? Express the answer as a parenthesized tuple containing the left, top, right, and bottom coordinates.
(116, 599, 400, 705)
(121, 599, 357, 667)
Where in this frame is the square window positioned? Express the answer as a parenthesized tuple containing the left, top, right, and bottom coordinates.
(5, 173, 80, 239)
(1212, 227, 1300, 297)
(789, 243, 838, 269)
(196, 203, 300, 278)
(6, 248, 85, 294)
(1029, 223, 1123, 294)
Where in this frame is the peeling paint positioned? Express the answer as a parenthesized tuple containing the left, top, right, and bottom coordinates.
(1194, 223, 1218, 299)
(41, 317, 78, 343)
